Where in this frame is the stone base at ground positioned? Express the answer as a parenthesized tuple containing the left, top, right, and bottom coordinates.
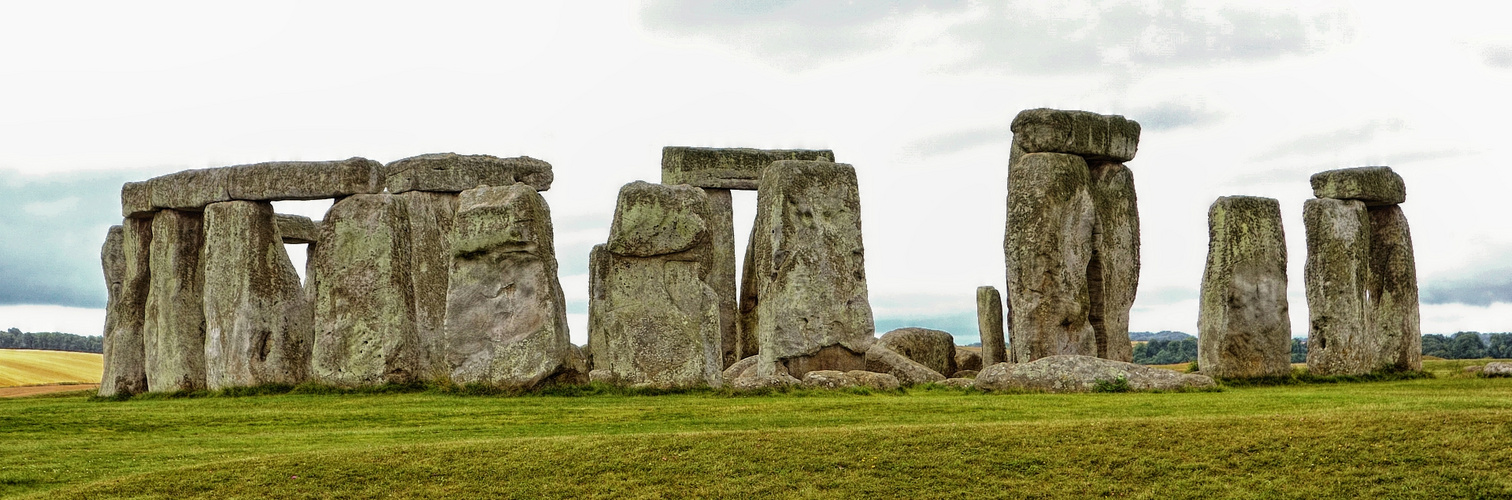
(974, 355, 1215, 392)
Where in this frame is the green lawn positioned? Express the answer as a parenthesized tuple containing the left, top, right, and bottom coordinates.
(3, 360, 1511, 499)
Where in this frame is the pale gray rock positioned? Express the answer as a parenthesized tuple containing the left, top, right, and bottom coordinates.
(274, 214, 319, 244)
(443, 184, 573, 388)
(1006, 152, 1097, 363)
(864, 344, 946, 386)
(942, 378, 975, 388)
(955, 349, 983, 372)
(800, 370, 858, 389)
(99, 222, 151, 397)
(975, 355, 1215, 392)
(1310, 166, 1405, 206)
(722, 355, 760, 386)
(399, 191, 459, 379)
(876, 327, 957, 377)
(661, 146, 835, 190)
(976, 286, 1007, 366)
(1197, 196, 1292, 379)
(703, 188, 740, 368)
(1483, 362, 1512, 377)
(1303, 198, 1374, 376)
(202, 201, 311, 389)
(310, 194, 422, 386)
(730, 373, 800, 391)
(1010, 108, 1141, 162)
(143, 209, 206, 392)
(131, 158, 383, 214)
(846, 370, 901, 390)
(604, 181, 711, 258)
(385, 153, 552, 194)
(121, 181, 154, 219)
(1367, 205, 1421, 372)
(1087, 162, 1139, 362)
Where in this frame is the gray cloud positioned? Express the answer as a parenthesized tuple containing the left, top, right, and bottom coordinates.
(1485, 45, 1512, 69)
(0, 169, 151, 308)
(1130, 101, 1223, 131)
(875, 311, 980, 343)
(908, 125, 1009, 157)
(1422, 247, 1512, 306)
(1251, 119, 1404, 162)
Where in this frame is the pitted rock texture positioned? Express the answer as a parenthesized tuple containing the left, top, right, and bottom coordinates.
(1484, 362, 1512, 377)
(955, 349, 983, 372)
(1310, 166, 1406, 206)
(846, 370, 901, 390)
(385, 153, 552, 194)
(143, 209, 206, 392)
(1006, 152, 1096, 363)
(443, 184, 572, 388)
(1198, 196, 1292, 379)
(122, 157, 383, 217)
(202, 201, 311, 389)
(864, 344, 946, 386)
(1303, 198, 1374, 376)
(974, 355, 1215, 392)
(800, 370, 858, 389)
(976, 286, 1007, 366)
(605, 181, 712, 258)
(703, 188, 740, 367)
(721, 355, 760, 387)
(731, 373, 800, 391)
(1367, 205, 1421, 372)
(99, 221, 151, 397)
(746, 161, 875, 378)
(661, 146, 835, 190)
(274, 214, 319, 244)
(1087, 162, 1139, 362)
(399, 191, 460, 379)
(1010, 108, 1141, 162)
(310, 193, 422, 386)
(876, 328, 958, 377)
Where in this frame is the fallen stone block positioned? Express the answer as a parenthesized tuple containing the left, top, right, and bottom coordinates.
(846, 370, 901, 390)
(864, 344, 946, 386)
(876, 327, 958, 377)
(955, 349, 983, 372)
(974, 355, 1215, 392)
(800, 370, 858, 389)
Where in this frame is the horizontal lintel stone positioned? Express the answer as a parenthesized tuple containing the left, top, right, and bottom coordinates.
(1309, 166, 1405, 206)
(273, 214, 320, 244)
(660, 147, 835, 190)
(384, 153, 552, 194)
(1010, 108, 1141, 163)
(121, 157, 383, 217)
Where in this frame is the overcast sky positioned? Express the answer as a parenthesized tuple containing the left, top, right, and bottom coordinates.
(3, 1, 1511, 344)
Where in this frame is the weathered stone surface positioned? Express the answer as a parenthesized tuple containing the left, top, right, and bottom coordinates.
(1367, 205, 1421, 372)
(202, 201, 310, 389)
(800, 370, 857, 389)
(976, 286, 1006, 366)
(975, 355, 1215, 392)
(1006, 152, 1096, 363)
(746, 160, 875, 378)
(310, 194, 421, 386)
(1483, 362, 1512, 377)
(951, 370, 979, 379)
(143, 209, 206, 392)
(722, 355, 760, 386)
(274, 214, 319, 244)
(1197, 196, 1292, 379)
(730, 373, 800, 391)
(1087, 162, 1139, 362)
(444, 184, 573, 388)
(1303, 198, 1374, 376)
(385, 153, 552, 194)
(864, 344, 946, 386)
(942, 378, 975, 388)
(546, 344, 591, 386)
(1310, 166, 1405, 206)
(955, 349, 983, 372)
(846, 370, 901, 390)
(399, 191, 459, 379)
(1010, 108, 1141, 162)
(100, 221, 151, 397)
(703, 188, 740, 367)
(129, 158, 383, 215)
(122, 181, 154, 219)
(661, 146, 835, 190)
(876, 328, 957, 377)
(605, 181, 711, 258)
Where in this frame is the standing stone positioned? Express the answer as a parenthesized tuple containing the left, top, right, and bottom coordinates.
(737, 233, 762, 362)
(703, 188, 740, 368)
(1005, 152, 1096, 363)
(1087, 162, 1139, 362)
(310, 194, 422, 386)
(748, 161, 875, 378)
(587, 183, 722, 387)
(398, 191, 460, 379)
(976, 286, 1007, 366)
(443, 184, 572, 388)
(99, 222, 151, 397)
(143, 209, 206, 392)
(1367, 205, 1421, 371)
(202, 201, 311, 388)
(1303, 198, 1373, 375)
(1197, 196, 1291, 379)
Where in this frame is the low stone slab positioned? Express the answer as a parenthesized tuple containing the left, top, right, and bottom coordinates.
(942, 378, 975, 388)
(385, 153, 552, 194)
(1198, 196, 1292, 379)
(122, 157, 384, 217)
(1310, 166, 1405, 206)
(274, 214, 320, 244)
(99, 221, 151, 397)
(1010, 108, 1141, 162)
(864, 344, 946, 386)
(974, 355, 1215, 392)
(876, 328, 957, 377)
(730, 373, 800, 391)
(800, 370, 858, 389)
(721, 355, 759, 386)
(956, 349, 983, 372)
(1484, 362, 1512, 377)
(661, 147, 835, 190)
(846, 370, 900, 390)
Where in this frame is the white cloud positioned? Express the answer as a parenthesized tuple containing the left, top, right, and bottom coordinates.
(0, 305, 107, 336)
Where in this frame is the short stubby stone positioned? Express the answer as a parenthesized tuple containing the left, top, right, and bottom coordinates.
(976, 286, 1007, 366)
(1367, 205, 1421, 372)
(385, 153, 552, 194)
(605, 181, 712, 257)
(1303, 198, 1374, 376)
(876, 328, 958, 377)
(1197, 196, 1292, 379)
(202, 201, 311, 389)
(722, 355, 760, 386)
(864, 344, 946, 386)
(128, 157, 383, 216)
(661, 146, 835, 190)
(846, 370, 901, 390)
(1010, 108, 1141, 162)
(274, 214, 319, 244)
(974, 355, 1215, 392)
(1483, 362, 1512, 377)
(955, 349, 983, 372)
(1310, 166, 1405, 206)
(800, 370, 858, 389)
(143, 209, 207, 393)
(99, 221, 151, 397)
(443, 184, 574, 388)
(1006, 152, 1096, 363)
(730, 373, 800, 391)
(1087, 162, 1139, 362)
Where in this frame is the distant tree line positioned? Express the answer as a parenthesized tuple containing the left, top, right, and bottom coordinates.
(1132, 339, 1197, 365)
(0, 327, 103, 353)
(1422, 332, 1512, 359)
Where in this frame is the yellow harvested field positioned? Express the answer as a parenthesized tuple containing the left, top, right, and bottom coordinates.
(0, 349, 102, 387)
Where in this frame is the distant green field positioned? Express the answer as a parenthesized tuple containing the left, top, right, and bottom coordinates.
(0, 349, 101, 387)
(2, 359, 1510, 499)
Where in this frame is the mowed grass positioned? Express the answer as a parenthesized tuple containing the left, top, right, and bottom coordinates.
(1, 360, 1510, 499)
(0, 349, 101, 387)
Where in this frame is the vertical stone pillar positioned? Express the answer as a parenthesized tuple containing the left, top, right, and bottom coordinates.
(143, 209, 206, 392)
(1087, 162, 1139, 362)
(1367, 205, 1421, 371)
(1197, 196, 1291, 378)
(702, 188, 739, 368)
(398, 191, 459, 379)
(202, 201, 310, 389)
(99, 221, 151, 397)
(1005, 152, 1096, 363)
(1303, 198, 1372, 375)
(976, 286, 1007, 366)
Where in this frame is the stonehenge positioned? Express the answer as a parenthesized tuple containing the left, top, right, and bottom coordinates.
(1197, 196, 1292, 379)
(976, 286, 1006, 366)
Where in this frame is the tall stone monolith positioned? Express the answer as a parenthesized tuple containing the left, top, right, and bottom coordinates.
(99, 221, 151, 397)
(1367, 205, 1421, 371)
(1303, 198, 1373, 375)
(398, 191, 459, 379)
(1005, 152, 1096, 363)
(704, 188, 739, 368)
(202, 201, 311, 389)
(143, 209, 206, 392)
(1087, 162, 1139, 362)
(1197, 196, 1291, 379)
(443, 183, 573, 388)
(976, 286, 1006, 366)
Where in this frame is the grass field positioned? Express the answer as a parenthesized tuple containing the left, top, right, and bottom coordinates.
(1, 359, 1509, 499)
(0, 349, 101, 387)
